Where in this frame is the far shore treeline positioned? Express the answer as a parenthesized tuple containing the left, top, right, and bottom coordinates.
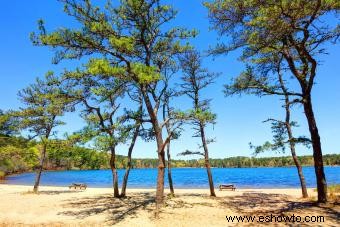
(1, 134, 339, 177)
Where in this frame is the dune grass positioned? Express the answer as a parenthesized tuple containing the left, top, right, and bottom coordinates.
(328, 184, 340, 193)
(314, 184, 340, 202)
(328, 184, 340, 202)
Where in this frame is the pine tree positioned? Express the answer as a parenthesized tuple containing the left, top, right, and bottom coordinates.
(205, 0, 339, 203)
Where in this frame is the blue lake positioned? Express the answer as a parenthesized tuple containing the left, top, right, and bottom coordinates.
(3, 167, 340, 188)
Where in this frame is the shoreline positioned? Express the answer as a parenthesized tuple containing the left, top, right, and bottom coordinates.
(0, 184, 318, 199)
(0, 182, 320, 190)
(0, 184, 319, 199)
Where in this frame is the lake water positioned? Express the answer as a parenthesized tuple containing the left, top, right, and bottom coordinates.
(3, 167, 340, 188)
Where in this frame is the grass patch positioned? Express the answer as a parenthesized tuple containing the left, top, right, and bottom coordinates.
(328, 184, 340, 202)
(328, 184, 340, 194)
(312, 185, 340, 202)
(313, 184, 340, 193)
(167, 193, 176, 199)
(21, 190, 38, 195)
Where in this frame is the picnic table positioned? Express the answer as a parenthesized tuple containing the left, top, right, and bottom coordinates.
(68, 183, 87, 190)
(219, 184, 236, 191)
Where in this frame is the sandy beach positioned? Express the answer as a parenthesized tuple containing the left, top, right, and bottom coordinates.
(0, 184, 339, 226)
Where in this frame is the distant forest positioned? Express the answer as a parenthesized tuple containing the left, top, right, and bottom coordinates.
(1, 135, 339, 178)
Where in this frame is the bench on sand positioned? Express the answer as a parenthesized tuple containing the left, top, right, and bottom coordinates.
(219, 184, 236, 191)
(69, 183, 87, 190)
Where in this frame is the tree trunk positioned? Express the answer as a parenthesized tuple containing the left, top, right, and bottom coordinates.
(166, 142, 175, 196)
(33, 143, 47, 193)
(286, 123, 308, 198)
(303, 97, 327, 203)
(200, 124, 216, 197)
(140, 87, 165, 215)
(290, 147, 309, 198)
(120, 124, 140, 197)
(205, 161, 216, 197)
(110, 146, 120, 198)
(155, 135, 166, 215)
(283, 45, 327, 203)
(120, 159, 131, 198)
(163, 99, 175, 196)
(282, 91, 308, 198)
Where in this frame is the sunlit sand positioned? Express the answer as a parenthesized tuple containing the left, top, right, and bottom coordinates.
(0, 184, 338, 226)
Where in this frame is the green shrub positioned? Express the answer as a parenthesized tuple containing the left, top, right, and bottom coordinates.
(0, 145, 39, 174)
(0, 171, 5, 180)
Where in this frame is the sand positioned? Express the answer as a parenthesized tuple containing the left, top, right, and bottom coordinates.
(0, 184, 339, 226)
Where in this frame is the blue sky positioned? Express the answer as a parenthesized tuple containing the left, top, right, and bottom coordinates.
(0, 0, 339, 159)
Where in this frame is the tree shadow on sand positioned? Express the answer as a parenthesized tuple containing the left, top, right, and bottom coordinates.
(58, 192, 155, 225)
(57, 191, 339, 226)
(37, 190, 83, 195)
(21, 190, 82, 195)
(165, 196, 216, 209)
(218, 192, 340, 226)
(219, 193, 291, 213)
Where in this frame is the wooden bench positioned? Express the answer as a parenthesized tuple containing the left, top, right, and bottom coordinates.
(69, 183, 87, 190)
(219, 184, 236, 191)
